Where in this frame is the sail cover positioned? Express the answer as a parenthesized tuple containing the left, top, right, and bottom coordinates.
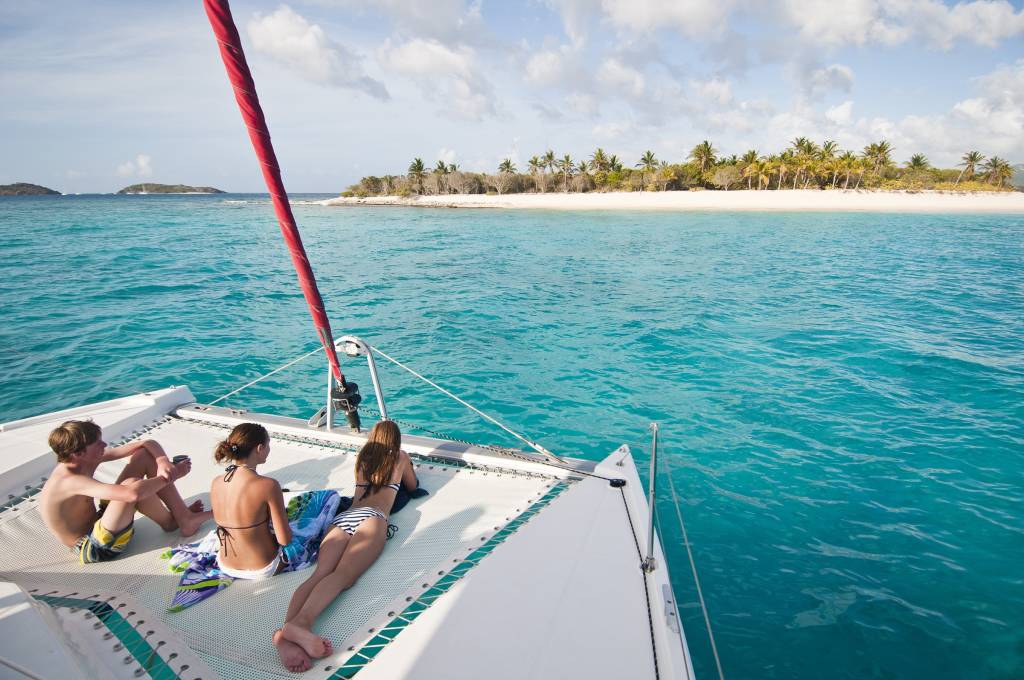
(203, 0, 345, 383)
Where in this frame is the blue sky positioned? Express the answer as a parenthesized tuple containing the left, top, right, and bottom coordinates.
(1, 0, 1022, 193)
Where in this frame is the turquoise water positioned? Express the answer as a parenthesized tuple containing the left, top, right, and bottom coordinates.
(2, 194, 1022, 679)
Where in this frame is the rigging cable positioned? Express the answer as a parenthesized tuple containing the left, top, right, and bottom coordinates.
(662, 455, 726, 680)
(209, 345, 325, 406)
(369, 346, 563, 463)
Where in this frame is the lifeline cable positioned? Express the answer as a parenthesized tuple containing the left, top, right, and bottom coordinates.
(663, 455, 726, 680)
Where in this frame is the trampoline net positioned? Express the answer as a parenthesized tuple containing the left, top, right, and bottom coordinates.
(0, 418, 561, 679)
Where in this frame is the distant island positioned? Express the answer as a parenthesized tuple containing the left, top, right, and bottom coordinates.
(117, 183, 224, 194)
(0, 183, 60, 196)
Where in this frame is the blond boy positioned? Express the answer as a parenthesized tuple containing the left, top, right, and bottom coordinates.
(39, 420, 211, 563)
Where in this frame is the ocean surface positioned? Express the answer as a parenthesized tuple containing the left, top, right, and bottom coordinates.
(1, 194, 1022, 679)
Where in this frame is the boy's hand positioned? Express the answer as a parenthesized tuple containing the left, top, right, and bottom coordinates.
(170, 456, 192, 481)
(155, 456, 174, 479)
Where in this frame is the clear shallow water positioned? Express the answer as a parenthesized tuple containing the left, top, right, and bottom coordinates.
(2, 194, 1022, 679)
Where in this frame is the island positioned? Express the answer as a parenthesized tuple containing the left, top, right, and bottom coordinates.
(117, 183, 225, 194)
(0, 183, 60, 196)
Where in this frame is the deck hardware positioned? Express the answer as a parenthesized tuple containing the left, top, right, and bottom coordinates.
(180, 665, 190, 671)
(642, 423, 659, 573)
(388, 611, 395, 616)
(349, 646, 356, 651)
(113, 644, 123, 651)
(661, 584, 680, 633)
(610, 479, 626, 487)
(123, 655, 133, 664)
(368, 628, 375, 633)
(134, 668, 146, 677)
(103, 633, 113, 640)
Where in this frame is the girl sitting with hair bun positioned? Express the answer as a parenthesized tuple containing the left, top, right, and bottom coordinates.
(210, 423, 292, 580)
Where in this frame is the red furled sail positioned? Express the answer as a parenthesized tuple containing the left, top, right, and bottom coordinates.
(203, 0, 345, 384)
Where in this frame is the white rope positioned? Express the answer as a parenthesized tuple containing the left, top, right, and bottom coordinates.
(209, 345, 325, 405)
(369, 346, 563, 463)
(0, 654, 46, 680)
(663, 456, 725, 680)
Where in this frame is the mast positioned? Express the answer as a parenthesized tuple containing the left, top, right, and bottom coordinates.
(202, 0, 346, 386)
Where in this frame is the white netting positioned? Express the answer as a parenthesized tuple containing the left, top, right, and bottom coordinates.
(0, 418, 557, 680)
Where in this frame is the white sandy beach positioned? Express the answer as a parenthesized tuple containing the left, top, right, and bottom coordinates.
(322, 189, 1024, 212)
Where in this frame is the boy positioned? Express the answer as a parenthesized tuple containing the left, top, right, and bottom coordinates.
(39, 420, 212, 563)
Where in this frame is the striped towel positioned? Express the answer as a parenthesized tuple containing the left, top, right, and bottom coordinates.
(162, 489, 341, 612)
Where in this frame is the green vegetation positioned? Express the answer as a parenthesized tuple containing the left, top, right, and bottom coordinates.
(0, 182, 59, 195)
(117, 183, 224, 194)
(343, 141, 1019, 197)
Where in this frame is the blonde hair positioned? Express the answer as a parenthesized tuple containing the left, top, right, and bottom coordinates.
(356, 420, 401, 495)
(214, 423, 269, 464)
(48, 420, 102, 463)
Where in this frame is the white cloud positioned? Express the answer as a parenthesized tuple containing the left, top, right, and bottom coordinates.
(807, 64, 854, 96)
(597, 58, 645, 96)
(781, 0, 1024, 49)
(600, 0, 737, 39)
(690, 77, 732, 105)
(892, 0, 1024, 49)
(248, 5, 388, 100)
(950, 58, 1024, 149)
(592, 120, 634, 139)
(332, 0, 484, 43)
(437, 147, 458, 165)
(379, 38, 495, 119)
(525, 48, 573, 86)
(543, 0, 599, 46)
(566, 92, 600, 116)
(781, 0, 908, 47)
(825, 100, 853, 125)
(116, 154, 152, 178)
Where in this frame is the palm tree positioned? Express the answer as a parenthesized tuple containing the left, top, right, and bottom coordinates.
(863, 140, 894, 176)
(636, 150, 658, 185)
(820, 140, 838, 160)
(432, 160, 449, 194)
(542, 149, 556, 175)
(689, 140, 716, 174)
(740, 150, 759, 189)
(528, 156, 543, 192)
(839, 151, 856, 189)
(608, 155, 624, 173)
(557, 154, 574, 192)
(956, 151, 985, 185)
(408, 157, 426, 194)
(499, 158, 517, 174)
(982, 156, 1012, 187)
(906, 154, 930, 171)
(591, 148, 609, 172)
(774, 152, 792, 190)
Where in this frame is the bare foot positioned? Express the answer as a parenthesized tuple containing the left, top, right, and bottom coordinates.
(274, 629, 312, 673)
(178, 509, 213, 538)
(281, 621, 333, 659)
(187, 499, 205, 513)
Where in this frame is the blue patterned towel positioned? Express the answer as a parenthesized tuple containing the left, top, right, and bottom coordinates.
(162, 489, 341, 612)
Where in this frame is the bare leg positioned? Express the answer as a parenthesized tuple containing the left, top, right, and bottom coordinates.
(116, 447, 211, 535)
(282, 518, 386, 659)
(97, 477, 140, 534)
(285, 528, 351, 623)
(273, 629, 312, 673)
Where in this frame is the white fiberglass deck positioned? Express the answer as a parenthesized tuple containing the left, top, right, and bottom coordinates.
(0, 388, 692, 680)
